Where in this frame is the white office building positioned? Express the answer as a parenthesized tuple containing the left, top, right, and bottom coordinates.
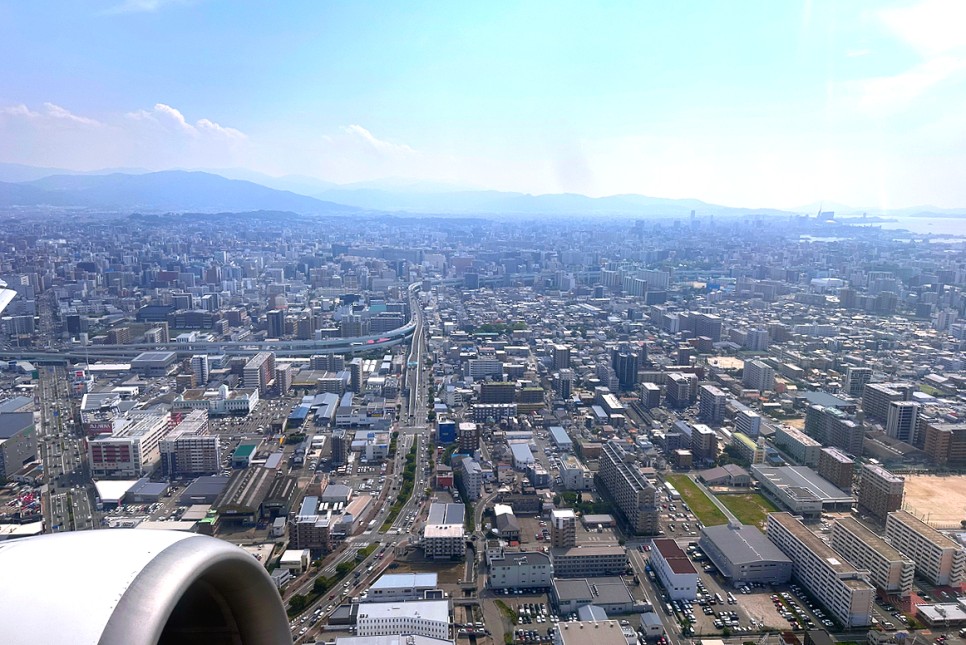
(356, 600, 450, 640)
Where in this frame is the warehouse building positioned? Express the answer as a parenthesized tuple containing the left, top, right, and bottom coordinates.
(751, 465, 855, 521)
(698, 523, 792, 586)
(649, 538, 698, 600)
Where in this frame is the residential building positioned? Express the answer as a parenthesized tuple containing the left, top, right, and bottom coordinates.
(885, 401, 919, 445)
(423, 503, 466, 560)
(159, 410, 221, 478)
(598, 440, 659, 535)
(243, 351, 276, 395)
(665, 372, 694, 409)
(817, 447, 854, 492)
(743, 360, 775, 392)
(550, 545, 628, 578)
(731, 432, 765, 465)
(857, 463, 904, 522)
(698, 384, 727, 424)
(735, 409, 762, 438)
(830, 517, 914, 597)
(766, 512, 874, 628)
(844, 367, 873, 398)
(885, 510, 966, 587)
(690, 423, 718, 463)
(550, 509, 577, 549)
(862, 383, 910, 423)
(559, 455, 594, 491)
(774, 425, 822, 467)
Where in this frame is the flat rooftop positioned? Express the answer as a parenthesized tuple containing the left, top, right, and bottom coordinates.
(769, 512, 864, 576)
(834, 517, 910, 563)
(700, 523, 792, 566)
(752, 465, 855, 503)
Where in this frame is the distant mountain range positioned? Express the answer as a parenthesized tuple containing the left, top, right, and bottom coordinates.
(0, 162, 962, 218)
(0, 169, 356, 214)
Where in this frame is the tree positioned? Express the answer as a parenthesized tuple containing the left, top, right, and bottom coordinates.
(288, 594, 308, 613)
(336, 561, 354, 578)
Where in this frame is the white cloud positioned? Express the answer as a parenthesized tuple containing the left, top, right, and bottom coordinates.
(43, 103, 102, 126)
(126, 103, 245, 140)
(108, 0, 192, 14)
(0, 104, 40, 119)
(845, 55, 966, 115)
(342, 124, 415, 155)
(878, 0, 966, 58)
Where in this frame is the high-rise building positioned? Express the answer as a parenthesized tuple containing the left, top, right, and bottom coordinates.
(552, 344, 571, 370)
(458, 422, 479, 453)
(266, 309, 285, 339)
(765, 512, 874, 628)
(159, 410, 220, 478)
(735, 409, 762, 438)
(923, 422, 966, 466)
(598, 440, 659, 535)
(844, 367, 873, 398)
(857, 463, 904, 522)
(665, 372, 694, 409)
(742, 360, 775, 392)
(830, 517, 914, 597)
(885, 401, 919, 445)
(611, 346, 640, 391)
(553, 369, 574, 399)
(885, 510, 966, 587)
(189, 354, 209, 387)
(348, 357, 363, 393)
(550, 508, 577, 548)
(640, 382, 661, 409)
(817, 447, 854, 492)
(698, 384, 726, 424)
(243, 352, 276, 395)
(862, 383, 911, 422)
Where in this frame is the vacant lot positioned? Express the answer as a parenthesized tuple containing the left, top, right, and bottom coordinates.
(665, 474, 728, 526)
(717, 493, 778, 529)
(903, 474, 966, 529)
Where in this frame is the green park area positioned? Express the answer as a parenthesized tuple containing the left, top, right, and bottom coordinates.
(664, 474, 728, 526)
(717, 493, 778, 529)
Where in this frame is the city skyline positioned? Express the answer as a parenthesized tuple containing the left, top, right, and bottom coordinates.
(3, 1, 966, 210)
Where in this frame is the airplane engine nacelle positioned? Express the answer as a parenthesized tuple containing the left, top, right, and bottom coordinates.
(0, 530, 293, 645)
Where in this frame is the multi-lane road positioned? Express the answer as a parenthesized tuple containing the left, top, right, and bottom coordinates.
(37, 366, 94, 532)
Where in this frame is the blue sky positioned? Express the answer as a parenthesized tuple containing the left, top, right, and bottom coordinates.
(2, 0, 966, 209)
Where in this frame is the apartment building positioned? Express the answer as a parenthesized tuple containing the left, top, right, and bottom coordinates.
(742, 360, 775, 392)
(243, 351, 276, 395)
(885, 510, 966, 587)
(844, 367, 873, 398)
(885, 401, 919, 445)
(766, 512, 874, 628)
(817, 447, 855, 492)
(830, 517, 914, 597)
(550, 545, 629, 578)
(774, 425, 822, 467)
(159, 410, 221, 477)
(857, 463, 904, 522)
(598, 440, 659, 535)
(550, 509, 577, 548)
(862, 383, 911, 423)
(698, 384, 726, 424)
(559, 454, 594, 491)
(423, 503, 466, 560)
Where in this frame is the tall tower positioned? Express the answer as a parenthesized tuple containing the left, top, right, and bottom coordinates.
(550, 508, 577, 548)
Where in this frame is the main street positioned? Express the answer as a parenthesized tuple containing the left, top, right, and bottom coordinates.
(37, 366, 93, 532)
(288, 287, 435, 642)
